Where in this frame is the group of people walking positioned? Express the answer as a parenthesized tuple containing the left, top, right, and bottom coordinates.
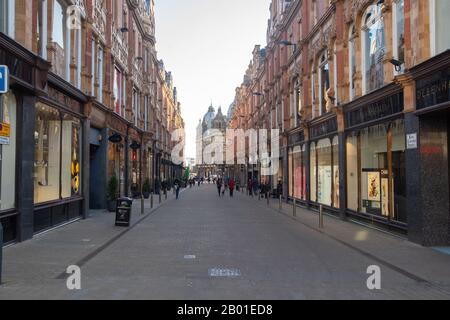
(216, 177, 238, 198)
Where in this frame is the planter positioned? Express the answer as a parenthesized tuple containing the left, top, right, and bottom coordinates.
(107, 200, 117, 213)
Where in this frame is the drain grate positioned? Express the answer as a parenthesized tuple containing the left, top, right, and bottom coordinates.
(209, 268, 241, 277)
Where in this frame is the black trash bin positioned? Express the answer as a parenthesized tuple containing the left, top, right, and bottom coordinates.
(115, 197, 133, 227)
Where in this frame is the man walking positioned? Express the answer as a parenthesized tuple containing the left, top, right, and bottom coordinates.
(217, 178, 223, 197)
(175, 180, 181, 200)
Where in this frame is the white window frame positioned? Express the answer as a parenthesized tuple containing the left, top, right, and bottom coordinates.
(318, 51, 329, 116)
(311, 66, 316, 118)
(91, 38, 96, 96)
(333, 42, 338, 105)
(97, 45, 104, 103)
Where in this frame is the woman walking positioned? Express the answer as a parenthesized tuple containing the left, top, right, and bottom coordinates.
(229, 178, 235, 198)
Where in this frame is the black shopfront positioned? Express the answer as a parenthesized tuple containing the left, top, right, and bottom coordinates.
(0, 33, 87, 244)
(406, 50, 450, 246)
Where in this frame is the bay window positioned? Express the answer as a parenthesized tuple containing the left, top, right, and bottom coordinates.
(362, 3, 385, 93)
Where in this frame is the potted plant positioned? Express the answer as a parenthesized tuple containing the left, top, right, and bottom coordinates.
(142, 179, 151, 199)
(106, 175, 119, 212)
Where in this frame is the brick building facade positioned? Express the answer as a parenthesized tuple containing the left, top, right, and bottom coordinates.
(0, 0, 185, 244)
(229, 0, 450, 246)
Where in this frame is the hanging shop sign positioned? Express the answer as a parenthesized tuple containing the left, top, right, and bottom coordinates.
(416, 67, 450, 110)
(0, 65, 9, 94)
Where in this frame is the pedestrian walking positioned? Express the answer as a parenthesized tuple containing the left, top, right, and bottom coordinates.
(247, 178, 253, 196)
(217, 178, 222, 197)
(175, 180, 181, 200)
(229, 178, 235, 197)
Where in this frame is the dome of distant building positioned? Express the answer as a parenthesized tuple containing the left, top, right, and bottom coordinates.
(202, 104, 216, 129)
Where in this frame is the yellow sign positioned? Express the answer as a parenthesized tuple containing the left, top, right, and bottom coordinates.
(0, 122, 10, 137)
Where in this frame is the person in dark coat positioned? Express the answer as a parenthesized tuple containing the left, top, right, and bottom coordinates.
(277, 180, 283, 198)
(217, 178, 223, 197)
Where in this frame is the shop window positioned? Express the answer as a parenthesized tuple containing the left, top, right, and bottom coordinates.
(289, 148, 293, 197)
(346, 134, 358, 211)
(310, 142, 317, 202)
(318, 52, 330, 116)
(61, 115, 82, 198)
(393, 0, 405, 73)
(317, 138, 332, 206)
(346, 120, 406, 223)
(292, 144, 306, 200)
(34, 104, 82, 204)
(332, 136, 340, 208)
(362, 3, 385, 94)
(0, 93, 16, 211)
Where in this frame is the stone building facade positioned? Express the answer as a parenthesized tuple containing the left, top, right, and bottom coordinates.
(0, 0, 185, 244)
(229, 0, 450, 246)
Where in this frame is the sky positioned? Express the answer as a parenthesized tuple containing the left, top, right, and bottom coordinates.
(155, 0, 271, 160)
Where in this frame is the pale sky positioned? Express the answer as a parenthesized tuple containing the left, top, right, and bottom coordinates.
(155, 0, 271, 160)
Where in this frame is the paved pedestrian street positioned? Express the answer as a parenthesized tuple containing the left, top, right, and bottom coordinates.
(1, 185, 450, 300)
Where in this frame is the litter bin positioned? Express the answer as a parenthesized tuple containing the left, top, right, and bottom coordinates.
(115, 197, 133, 227)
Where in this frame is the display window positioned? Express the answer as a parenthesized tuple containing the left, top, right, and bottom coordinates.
(34, 103, 82, 204)
(346, 119, 406, 223)
(0, 92, 16, 211)
(310, 142, 317, 202)
(108, 141, 125, 197)
(291, 144, 306, 200)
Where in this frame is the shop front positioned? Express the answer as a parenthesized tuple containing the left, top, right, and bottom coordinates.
(308, 115, 340, 212)
(406, 50, 450, 245)
(288, 128, 307, 204)
(344, 84, 406, 231)
(33, 79, 86, 234)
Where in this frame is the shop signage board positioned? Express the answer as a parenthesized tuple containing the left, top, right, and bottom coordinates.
(0, 65, 9, 94)
(416, 67, 450, 110)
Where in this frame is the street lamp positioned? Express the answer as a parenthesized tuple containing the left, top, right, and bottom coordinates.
(279, 40, 297, 53)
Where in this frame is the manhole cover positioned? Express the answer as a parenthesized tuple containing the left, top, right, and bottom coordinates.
(209, 268, 241, 277)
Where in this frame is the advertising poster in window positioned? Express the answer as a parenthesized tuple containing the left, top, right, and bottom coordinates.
(294, 165, 302, 199)
(318, 166, 332, 206)
(367, 172, 381, 201)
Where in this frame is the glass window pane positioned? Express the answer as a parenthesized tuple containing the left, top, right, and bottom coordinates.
(317, 138, 332, 206)
(391, 119, 406, 223)
(34, 104, 61, 204)
(332, 136, 339, 208)
(61, 115, 81, 198)
(0, 93, 16, 210)
(0, 0, 7, 34)
(310, 142, 317, 202)
(360, 124, 387, 216)
(346, 134, 358, 211)
(436, 0, 450, 54)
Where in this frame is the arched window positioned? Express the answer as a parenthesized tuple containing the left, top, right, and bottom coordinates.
(348, 25, 357, 100)
(362, 3, 385, 93)
(318, 51, 330, 116)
